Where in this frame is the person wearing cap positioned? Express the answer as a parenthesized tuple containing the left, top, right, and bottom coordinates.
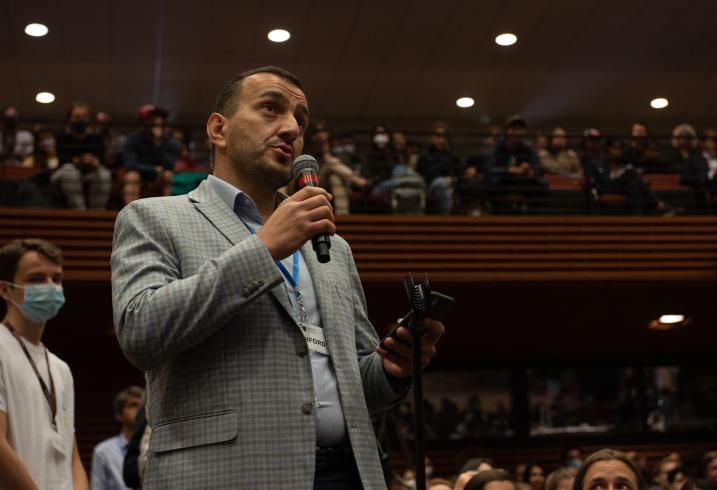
(120, 105, 181, 204)
(111, 66, 444, 489)
(486, 115, 546, 211)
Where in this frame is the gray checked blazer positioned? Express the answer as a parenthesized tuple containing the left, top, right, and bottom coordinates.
(111, 180, 405, 489)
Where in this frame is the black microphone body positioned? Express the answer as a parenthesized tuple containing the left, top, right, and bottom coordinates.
(292, 155, 331, 263)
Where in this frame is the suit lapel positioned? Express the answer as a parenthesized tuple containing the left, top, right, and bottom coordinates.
(188, 180, 295, 319)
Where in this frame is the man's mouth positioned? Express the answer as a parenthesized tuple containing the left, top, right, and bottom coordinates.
(272, 144, 294, 162)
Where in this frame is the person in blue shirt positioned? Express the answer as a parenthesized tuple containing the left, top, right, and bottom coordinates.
(91, 386, 143, 490)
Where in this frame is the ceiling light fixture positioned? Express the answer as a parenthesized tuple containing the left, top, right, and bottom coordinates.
(456, 97, 475, 108)
(495, 33, 517, 46)
(35, 92, 55, 104)
(650, 97, 669, 109)
(25, 23, 48, 37)
(648, 314, 689, 330)
(267, 29, 291, 43)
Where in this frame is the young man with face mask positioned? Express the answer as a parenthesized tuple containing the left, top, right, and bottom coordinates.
(0, 238, 88, 490)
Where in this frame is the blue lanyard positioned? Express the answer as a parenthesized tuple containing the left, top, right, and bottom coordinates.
(240, 219, 299, 289)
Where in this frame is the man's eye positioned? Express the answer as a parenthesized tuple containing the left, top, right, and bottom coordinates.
(262, 103, 275, 113)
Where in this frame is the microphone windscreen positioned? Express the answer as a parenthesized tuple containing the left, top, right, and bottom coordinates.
(292, 154, 320, 178)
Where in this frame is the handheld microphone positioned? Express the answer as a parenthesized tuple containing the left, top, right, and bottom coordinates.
(292, 154, 331, 263)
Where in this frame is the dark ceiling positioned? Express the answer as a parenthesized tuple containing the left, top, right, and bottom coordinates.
(2, 0, 717, 134)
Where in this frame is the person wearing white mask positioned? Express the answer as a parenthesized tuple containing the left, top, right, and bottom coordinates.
(0, 238, 88, 490)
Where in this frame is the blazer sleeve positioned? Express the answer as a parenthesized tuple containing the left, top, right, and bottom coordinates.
(111, 200, 284, 370)
(345, 243, 410, 414)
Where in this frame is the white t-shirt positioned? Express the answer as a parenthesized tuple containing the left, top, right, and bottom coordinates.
(0, 323, 75, 489)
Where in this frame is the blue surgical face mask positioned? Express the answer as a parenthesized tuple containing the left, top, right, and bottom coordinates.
(6, 281, 65, 323)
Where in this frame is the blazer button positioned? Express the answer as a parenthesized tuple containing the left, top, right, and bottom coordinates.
(241, 287, 252, 298)
(302, 402, 314, 415)
(296, 343, 308, 357)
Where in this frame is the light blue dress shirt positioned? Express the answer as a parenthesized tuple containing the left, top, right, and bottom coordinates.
(90, 434, 130, 490)
(207, 175, 348, 446)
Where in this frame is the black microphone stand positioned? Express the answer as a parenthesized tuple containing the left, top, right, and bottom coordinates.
(403, 273, 431, 490)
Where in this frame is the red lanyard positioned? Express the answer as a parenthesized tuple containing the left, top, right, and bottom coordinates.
(3, 320, 57, 425)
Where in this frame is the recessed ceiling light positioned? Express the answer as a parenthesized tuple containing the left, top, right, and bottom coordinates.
(268, 29, 291, 43)
(650, 97, 669, 109)
(456, 97, 475, 108)
(648, 314, 689, 330)
(25, 23, 48, 37)
(35, 92, 55, 104)
(658, 314, 684, 324)
(495, 33, 517, 46)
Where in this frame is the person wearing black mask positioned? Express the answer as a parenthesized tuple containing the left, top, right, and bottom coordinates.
(53, 102, 111, 209)
(0, 106, 34, 166)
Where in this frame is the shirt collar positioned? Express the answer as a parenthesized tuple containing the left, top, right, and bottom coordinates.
(206, 175, 264, 224)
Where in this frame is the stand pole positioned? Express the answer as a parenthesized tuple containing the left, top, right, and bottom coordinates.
(410, 310, 426, 490)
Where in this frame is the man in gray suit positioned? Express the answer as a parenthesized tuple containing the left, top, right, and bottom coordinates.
(111, 66, 444, 489)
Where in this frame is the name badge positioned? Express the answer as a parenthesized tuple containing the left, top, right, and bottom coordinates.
(300, 322, 329, 356)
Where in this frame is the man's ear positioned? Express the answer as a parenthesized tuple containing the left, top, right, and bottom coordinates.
(206, 113, 228, 153)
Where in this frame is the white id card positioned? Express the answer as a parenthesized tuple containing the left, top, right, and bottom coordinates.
(300, 322, 329, 355)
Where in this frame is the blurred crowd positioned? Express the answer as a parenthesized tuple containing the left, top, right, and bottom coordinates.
(2, 103, 716, 215)
(391, 448, 717, 490)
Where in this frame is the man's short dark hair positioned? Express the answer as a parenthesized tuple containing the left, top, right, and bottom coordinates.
(0, 238, 63, 284)
(214, 66, 303, 117)
(574, 449, 647, 490)
(113, 385, 144, 416)
(466, 469, 516, 490)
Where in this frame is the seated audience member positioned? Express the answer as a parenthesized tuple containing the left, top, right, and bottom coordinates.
(486, 115, 547, 211)
(625, 121, 666, 172)
(466, 127, 500, 174)
(53, 101, 112, 209)
(546, 467, 578, 490)
(391, 131, 413, 171)
(331, 132, 361, 170)
(306, 120, 367, 215)
(91, 385, 143, 490)
(466, 469, 518, 490)
(652, 456, 680, 490)
(523, 464, 546, 490)
(121, 105, 181, 204)
(677, 125, 715, 208)
(575, 449, 647, 490)
(0, 106, 34, 165)
(585, 138, 673, 215)
(704, 452, 717, 483)
(17, 128, 60, 207)
(363, 124, 398, 193)
(416, 122, 462, 214)
(563, 447, 584, 468)
(670, 124, 709, 177)
(22, 128, 60, 171)
(93, 111, 127, 167)
(539, 127, 583, 179)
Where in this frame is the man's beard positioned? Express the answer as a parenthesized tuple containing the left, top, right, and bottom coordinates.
(228, 141, 292, 191)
